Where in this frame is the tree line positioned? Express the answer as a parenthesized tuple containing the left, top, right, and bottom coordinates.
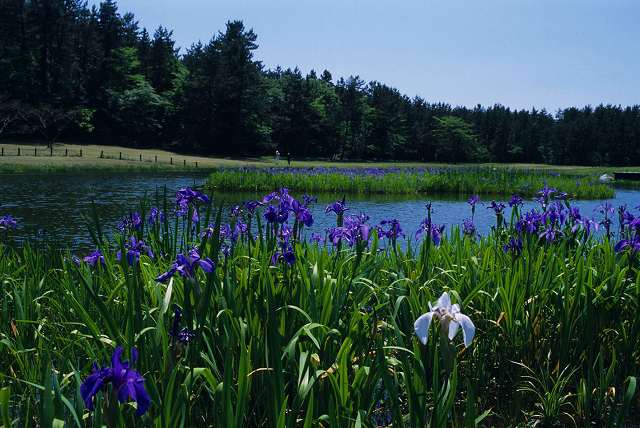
(1, 0, 639, 165)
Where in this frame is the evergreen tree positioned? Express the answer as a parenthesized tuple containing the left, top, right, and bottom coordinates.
(431, 116, 483, 163)
(1, 0, 639, 165)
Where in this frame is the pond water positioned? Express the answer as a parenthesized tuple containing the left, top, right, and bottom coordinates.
(1, 173, 639, 248)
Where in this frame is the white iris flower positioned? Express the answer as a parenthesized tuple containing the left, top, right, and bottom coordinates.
(414, 292, 475, 348)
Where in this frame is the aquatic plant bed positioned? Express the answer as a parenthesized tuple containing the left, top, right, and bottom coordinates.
(208, 166, 615, 199)
(0, 185, 638, 426)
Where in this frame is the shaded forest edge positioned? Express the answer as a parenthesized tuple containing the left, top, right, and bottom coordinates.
(1, 0, 639, 166)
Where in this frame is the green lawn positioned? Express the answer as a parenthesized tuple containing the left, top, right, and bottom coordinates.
(1, 142, 639, 175)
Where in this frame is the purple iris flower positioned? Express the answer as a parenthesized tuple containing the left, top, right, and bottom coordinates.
(176, 187, 210, 205)
(261, 188, 294, 209)
(0, 215, 17, 230)
(327, 221, 370, 247)
(538, 184, 557, 201)
(176, 187, 210, 217)
(117, 237, 154, 264)
(569, 207, 582, 221)
(221, 243, 231, 258)
(544, 203, 566, 226)
(83, 250, 106, 268)
(302, 195, 317, 206)
(283, 249, 296, 264)
(261, 190, 279, 204)
(357, 223, 371, 242)
(231, 205, 242, 218)
(488, 201, 506, 215)
(415, 219, 444, 245)
(619, 206, 634, 226)
(278, 224, 292, 240)
(346, 213, 369, 226)
(503, 237, 523, 255)
(263, 205, 278, 223)
(615, 239, 631, 253)
(572, 218, 599, 237)
(117, 212, 142, 232)
(539, 226, 557, 243)
(467, 195, 480, 207)
(596, 202, 615, 216)
(508, 195, 523, 207)
(244, 200, 261, 214)
(232, 221, 248, 241)
(170, 307, 196, 344)
(462, 218, 476, 237)
(201, 224, 221, 240)
(378, 219, 404, 240)
(80, 346, 150, 416)
(264, 204, 289, 224)
(271, 244, 296, 265)
(613, 237, 640, 254)
(327, 227, 351, 246)
(325, 200, 348, 215)
(596, 203, 614, 237)
(516, 210, 542, 234)
(296, 208, 313, 227)
(292, 200, 314, 227)
(156, 247, 215, 282)
(310, 232, 324, 244)
(147, 207, 165, 225)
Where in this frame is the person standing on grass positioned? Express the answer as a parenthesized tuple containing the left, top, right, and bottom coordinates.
(275, 150, 280, 162)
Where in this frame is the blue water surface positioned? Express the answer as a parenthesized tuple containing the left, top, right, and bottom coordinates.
(0, 173, 637, 247)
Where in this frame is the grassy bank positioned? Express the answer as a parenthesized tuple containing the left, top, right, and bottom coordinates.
(209, 166, 616, 199)
(2, 143, 639, 178)
(0, 188, 638, 426)
(0, 143, 262, 173)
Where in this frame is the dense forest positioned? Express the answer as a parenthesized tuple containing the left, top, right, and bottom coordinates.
(1, 0, 639, 165)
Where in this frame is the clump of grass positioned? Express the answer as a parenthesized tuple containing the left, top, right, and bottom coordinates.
(208, 166, 615, 199)
(0, 188, 638, 426)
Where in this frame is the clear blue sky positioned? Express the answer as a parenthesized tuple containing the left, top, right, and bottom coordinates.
(99, 0, 639, 111)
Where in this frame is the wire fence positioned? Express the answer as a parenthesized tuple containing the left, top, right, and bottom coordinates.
(0, 145, 201, 168)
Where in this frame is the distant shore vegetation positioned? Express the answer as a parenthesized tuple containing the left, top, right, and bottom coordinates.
(208, 166, 615, 199)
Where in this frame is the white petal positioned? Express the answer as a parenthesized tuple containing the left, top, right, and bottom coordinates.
(455, 314, 476, 348)
(414, 312, 434, 345)
(451, 303, 460, 314)
(448, 320, 459, 340)
(436, 292, 451, 311)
